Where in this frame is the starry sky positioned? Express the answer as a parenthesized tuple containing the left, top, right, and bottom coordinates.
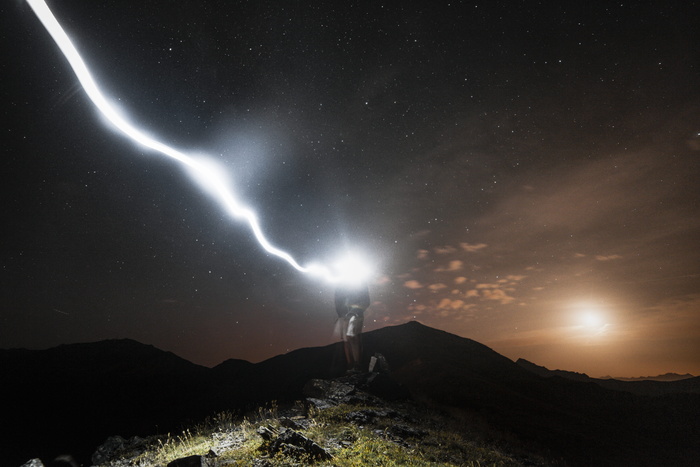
(2, 0, 699, 377)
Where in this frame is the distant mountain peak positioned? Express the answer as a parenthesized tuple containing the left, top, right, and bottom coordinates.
(515, 358, 591, 381)
(604, 373, 695, 382)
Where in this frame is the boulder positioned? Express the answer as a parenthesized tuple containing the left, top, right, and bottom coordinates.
(91, 435, 152, 466)
(91, 436, 127, 465)
(20, 460, 44, 467)
(368, 353, 391, 373)
(258, 426, 332, 461)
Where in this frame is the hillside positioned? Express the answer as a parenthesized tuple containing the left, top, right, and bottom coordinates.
(5, 322, 700, 466)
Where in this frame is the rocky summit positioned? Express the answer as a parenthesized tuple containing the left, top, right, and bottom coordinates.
(67, 364, 546, 467)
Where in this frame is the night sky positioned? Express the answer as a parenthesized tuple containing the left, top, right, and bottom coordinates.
(2, 0, 699, 377)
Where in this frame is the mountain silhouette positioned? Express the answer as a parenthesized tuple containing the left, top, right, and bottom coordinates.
(605, 372, 695, 382)
(517, 357, 700, 396)
(4, 322, 699, 466)
(2, 339, 210, 466)
(364, 323, 700, 466)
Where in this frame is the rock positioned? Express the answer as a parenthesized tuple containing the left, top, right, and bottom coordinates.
(91, 435, 126, 465)
(346, 410, 372, 424)
(345, 408, 402, 425)
(389, 424, 427, 440)
(256, 425, 276, 441)
(303, 379, 355, 401)
(53, 455, 78, 466)
(305, 397, 334, 410)
(362, 372, 410, 401)
(207, 430, 245, 458)
(369, 353, 391, 373)
(279, 417, 303, 430)
(166, 455, 212, 467)
(305, 372, 406, 412)
(20, 459, 44, 467)
(91, 435, 153, 466)
(259, 427, 332, 461)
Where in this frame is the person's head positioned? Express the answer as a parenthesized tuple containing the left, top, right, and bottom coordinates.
(332, 252, 373, 286)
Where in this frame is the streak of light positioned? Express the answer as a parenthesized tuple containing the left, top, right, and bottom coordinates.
(26, 0, 370, 284)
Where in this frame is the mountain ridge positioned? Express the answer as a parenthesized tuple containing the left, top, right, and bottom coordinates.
(516, 357, 700, 396)
(4, 322, 699, 467)
(601, 372, 695, 382)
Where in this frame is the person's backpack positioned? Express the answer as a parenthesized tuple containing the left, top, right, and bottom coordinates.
(336, 297, 350, 318)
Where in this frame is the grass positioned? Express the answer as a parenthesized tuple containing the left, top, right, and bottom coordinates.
(110, 401, 539, 466)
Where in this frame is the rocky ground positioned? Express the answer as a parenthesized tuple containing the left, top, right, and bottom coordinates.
(21, 367, 554, 467)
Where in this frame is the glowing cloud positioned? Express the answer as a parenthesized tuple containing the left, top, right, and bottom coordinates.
(460, 242, 488, 252)
(25, 0, 365, 284)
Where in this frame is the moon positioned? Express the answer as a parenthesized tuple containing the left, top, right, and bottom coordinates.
(581, 310, 605, 328)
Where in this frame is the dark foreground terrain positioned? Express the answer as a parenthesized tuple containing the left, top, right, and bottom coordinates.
(4, 322, 700, 466)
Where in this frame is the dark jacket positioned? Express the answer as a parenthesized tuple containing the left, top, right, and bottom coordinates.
(335, 283, 370, 318)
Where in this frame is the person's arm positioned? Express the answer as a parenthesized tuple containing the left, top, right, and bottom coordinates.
(358, 285, 370, 309)
(335, 289, 346, 315)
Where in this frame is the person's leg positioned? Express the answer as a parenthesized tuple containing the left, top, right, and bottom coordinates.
(343, 339, 354, 368)
(349, 335, 362, 370)
(347, 312, 364, 370)
(339, 316, 352, 369)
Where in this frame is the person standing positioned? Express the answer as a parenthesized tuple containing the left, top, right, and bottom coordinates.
(334, 282, 370, 372)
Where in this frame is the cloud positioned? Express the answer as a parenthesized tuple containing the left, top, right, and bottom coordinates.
(434, 245, 457, 254)
(435, 260, 463, 272)
(481, 288, 516, 304)
(687, 137, 700, 151)
(403, 280, 424, 289)
(455, 276, 468, 284)
(416, 249, 430, 260)
(375, 275, 392, 285)
(428, 283, 448, 291)
(407, 303, 427, 314)
(460, 242, 488, 252)
(595, 254, 623, 261)
(465, 289, 479, 298)
(624, 294, 700, 340)
(432, 299, 477, 318)
(474, 151, 700, 269)
(506, 275, 526, 281)
(438, 298, 465, 310)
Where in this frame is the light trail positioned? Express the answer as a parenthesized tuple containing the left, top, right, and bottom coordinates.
(26, 0, 371, 285)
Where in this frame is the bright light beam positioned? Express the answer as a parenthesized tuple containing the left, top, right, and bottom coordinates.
(26, 0, 368, 284)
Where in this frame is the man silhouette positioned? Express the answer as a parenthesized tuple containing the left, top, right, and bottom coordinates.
(335, 281, 370, 372)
